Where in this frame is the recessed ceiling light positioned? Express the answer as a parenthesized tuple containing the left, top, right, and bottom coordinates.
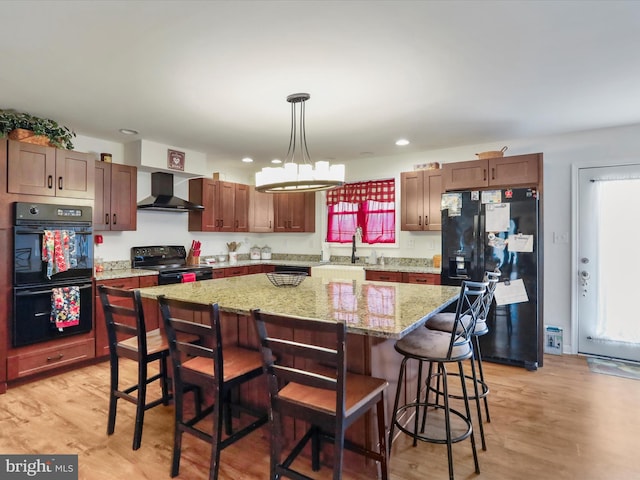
(271, 159, 282, 164)
(119, 128, 139, 135)
(242, 157, 254, 163)
(395, 138, 410, 146)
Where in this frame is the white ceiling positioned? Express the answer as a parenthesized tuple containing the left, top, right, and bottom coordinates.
(1, 0, 639, 173)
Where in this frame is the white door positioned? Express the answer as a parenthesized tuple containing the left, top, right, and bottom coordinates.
(577, 164, 640, 361)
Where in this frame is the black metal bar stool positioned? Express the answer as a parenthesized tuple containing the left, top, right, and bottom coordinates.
(389, 280, 487, 480)
(424, 270, 500, 450)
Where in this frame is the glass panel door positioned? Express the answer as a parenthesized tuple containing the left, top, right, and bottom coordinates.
(577, 164, 640, 361)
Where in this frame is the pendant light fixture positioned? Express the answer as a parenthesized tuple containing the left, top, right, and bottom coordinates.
(255, 93, 345, 193)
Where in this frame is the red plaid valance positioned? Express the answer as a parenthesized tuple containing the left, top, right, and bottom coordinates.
(326, 179, 395, 206)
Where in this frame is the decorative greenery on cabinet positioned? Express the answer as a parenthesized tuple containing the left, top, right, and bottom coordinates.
(0, 109, 76, 150)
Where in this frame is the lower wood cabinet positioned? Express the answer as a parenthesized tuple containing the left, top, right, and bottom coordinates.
(403, 272, 440, 284)
(365, 270, 441, 284)
(365, 270, 404, 283)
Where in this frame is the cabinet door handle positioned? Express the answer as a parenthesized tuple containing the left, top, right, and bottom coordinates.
(491, 167, 495, 180)
(105, 213, 110, 225)
(235, 220, 238, 228)
(58, 177, 63, 190)
(418, 216, 421, 226)
(269, 221, 272, 229)
(48, 175, 53, 189)
(425, 215, 428, 225)
(112, 214, 117, 225)
(47, 353, 64, 362)
(416, 278, 427, 283)
(483, 169, 487, 181)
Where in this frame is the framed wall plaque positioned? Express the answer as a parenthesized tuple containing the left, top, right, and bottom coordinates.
(167, 149, 185, 171)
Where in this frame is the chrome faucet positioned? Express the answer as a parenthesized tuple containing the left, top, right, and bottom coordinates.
(351, 227, 362, 264)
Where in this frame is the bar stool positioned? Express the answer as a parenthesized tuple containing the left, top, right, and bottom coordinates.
(98, 285, 172, 451)
(251, 309, 389, 480)
(425, 270, 500, 450)
(159, 296, 268, 480)
(389, 280, 487, 480)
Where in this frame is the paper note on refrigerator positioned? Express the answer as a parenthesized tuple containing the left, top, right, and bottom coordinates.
(485, 203, 510, 232)
(508, 234, 534, 252)
(493, 278, 529, 306)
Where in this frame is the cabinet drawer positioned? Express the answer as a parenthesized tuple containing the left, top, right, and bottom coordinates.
(403, 273, 440, 285)
(365, 270, 403, 282)
(8, 338, 95, 380)
(96, 276, 139, 289)
(224, 266, 249, 277)
(247, 265, 263, 274)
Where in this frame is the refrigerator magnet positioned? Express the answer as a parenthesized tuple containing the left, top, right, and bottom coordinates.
(481, 190, 502, 204)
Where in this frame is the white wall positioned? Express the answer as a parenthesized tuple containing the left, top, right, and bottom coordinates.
(78, 123, 640, 354)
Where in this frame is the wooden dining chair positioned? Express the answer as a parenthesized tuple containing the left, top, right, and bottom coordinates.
(98, 285, 172, 451)
(158, 296, 268, 480)
(251, 309, 389, 480)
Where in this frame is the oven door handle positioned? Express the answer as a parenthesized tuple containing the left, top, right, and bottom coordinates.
(16, 229, 93, 235)
(15, 283, 93, 296)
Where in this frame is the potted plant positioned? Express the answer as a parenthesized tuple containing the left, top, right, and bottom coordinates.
(0, 109, 76, 150)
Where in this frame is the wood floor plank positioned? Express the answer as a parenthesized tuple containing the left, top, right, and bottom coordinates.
(0, 355, 639, 479)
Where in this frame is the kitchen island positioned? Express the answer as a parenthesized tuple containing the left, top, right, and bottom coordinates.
(137, 273, 458, 338)
(138, 274, 459, 474)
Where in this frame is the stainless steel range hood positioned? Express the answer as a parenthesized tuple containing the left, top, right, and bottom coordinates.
(137, 172, 204, 212)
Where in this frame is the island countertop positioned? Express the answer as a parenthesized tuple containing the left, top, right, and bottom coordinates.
(138, 274, 459, 339)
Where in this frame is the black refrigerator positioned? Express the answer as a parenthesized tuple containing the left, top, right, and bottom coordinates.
(440, 187, 543, 370)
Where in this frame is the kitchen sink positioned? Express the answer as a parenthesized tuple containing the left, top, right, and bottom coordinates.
(310, 264, 365, 282)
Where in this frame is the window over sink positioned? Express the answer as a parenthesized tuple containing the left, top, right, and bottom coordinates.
(326, 179, 395, 244)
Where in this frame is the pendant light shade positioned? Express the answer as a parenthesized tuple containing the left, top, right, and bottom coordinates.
(255, 93, 345, 193)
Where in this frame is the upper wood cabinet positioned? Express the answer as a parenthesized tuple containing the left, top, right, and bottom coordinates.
(401, 169, 442, 231)
(7, 140, 94, 199)
(249, 187, 274, 233)
(94, 162, 137, 231)
(442, 153, 541, 191)
(273, 191, 315, 233)
(188, 178, 249, 232)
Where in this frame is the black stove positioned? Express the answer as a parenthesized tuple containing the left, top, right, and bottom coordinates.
(131, 245, 213, 285)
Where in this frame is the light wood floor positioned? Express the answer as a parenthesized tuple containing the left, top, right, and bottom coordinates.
(1, 354, 639, 479)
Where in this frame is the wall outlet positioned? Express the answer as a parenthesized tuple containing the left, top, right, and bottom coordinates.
(407, 239, 415, 248)
(553, 232, 569, 244)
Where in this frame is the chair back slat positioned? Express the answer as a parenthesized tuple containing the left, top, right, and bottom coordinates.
(271, 364, 338, 391)
(264, 337, 338, 365)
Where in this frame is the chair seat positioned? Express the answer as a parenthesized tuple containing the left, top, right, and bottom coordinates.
(182, 345, 264, 382)
(117, 329, 199, 357)
(280, 372, 388, 417)
(395, 326, 472, 362)
(427, 313, 489, 336)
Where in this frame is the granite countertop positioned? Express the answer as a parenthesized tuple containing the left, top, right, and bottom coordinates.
(209, 259, 441, 274)
(95, 268, 159, 281)
(138, 274, 459, 339)
(95, 260, 440, 281)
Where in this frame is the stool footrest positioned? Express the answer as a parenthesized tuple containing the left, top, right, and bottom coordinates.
(428, 371, 490, 401)
(391, 402, 473, 445)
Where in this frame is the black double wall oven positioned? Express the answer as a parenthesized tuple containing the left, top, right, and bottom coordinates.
(13, 202, 94, 347)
